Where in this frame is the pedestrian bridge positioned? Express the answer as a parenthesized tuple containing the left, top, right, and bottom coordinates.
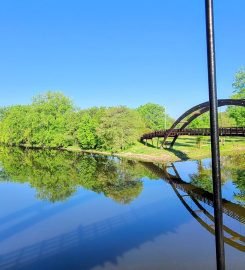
(140, 99, 245, 148)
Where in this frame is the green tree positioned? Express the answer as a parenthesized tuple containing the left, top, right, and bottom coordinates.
(77, 113, 98, 149)
(0, 92, 76, 148)
(75, 107, 106, 149)
(0, 107, 9, 121)
(188, 112, 210, 128)
(227, 68, 245, 126)
(0, 105, 31, 145)
(218, 111, 236, 127)
(232, 68, 245, 94)
(188, 111, 236, 128)
(137, 103, 173, 130)
(30, 92, 75, 147)
(97, 107, 145, 152)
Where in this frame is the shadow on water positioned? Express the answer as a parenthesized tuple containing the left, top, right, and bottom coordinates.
(0, 199, 186, 270)
(0, 193, 95, 242)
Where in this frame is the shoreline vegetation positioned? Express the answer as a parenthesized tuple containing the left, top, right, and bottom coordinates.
(5, 135, 244, 163)
(0, 69, 244, 160)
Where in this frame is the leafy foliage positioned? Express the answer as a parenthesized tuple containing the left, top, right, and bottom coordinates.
(30, 92, 75, 147)
(0, 93, 149, 151)
(227, 68, 245, 126)
(77, 113, 98, 149)
(97, 107, 145, 152)
(0, 92, 75, 147)
(188, 111, 236, 128)
(188, 112, 210, 128)
(218, 112, 236, 127)
(137, 103, 173, 130)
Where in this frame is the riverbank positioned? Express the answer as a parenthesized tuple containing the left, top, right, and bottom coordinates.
(64, 136, 245, 163)
(4, 136, 244, 163)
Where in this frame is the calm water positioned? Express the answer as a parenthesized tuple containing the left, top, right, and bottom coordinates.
(0, 147, 244, 270)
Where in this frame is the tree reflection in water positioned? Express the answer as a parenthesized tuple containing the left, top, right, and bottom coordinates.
(189, 155, 245, 205)
(0, 147, 156, 203)
(0, 147, 244, 205)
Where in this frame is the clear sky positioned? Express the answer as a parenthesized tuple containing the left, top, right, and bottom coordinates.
(0, 0, 244, 118)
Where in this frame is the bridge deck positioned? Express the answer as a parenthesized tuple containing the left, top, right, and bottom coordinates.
(141, 127, 245, 141)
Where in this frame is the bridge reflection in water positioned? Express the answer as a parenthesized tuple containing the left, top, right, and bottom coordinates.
(142, 162, 245, 252)
(0, 162, 244, 269)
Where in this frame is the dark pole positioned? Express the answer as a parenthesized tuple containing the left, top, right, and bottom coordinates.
(205, 1, 225, 270)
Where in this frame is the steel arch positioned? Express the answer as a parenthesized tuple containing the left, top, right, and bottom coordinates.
(163, 99, 245, 147)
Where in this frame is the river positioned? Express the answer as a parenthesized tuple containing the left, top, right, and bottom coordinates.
(0, 147, 244, 270)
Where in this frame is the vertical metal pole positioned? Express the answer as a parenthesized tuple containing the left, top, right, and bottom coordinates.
(205, 1, 225, 270)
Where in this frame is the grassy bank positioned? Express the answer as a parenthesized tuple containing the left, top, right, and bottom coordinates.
(64, 136, 245, 163)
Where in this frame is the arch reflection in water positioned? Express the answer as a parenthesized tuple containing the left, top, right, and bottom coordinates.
(141, 161, 245, 252)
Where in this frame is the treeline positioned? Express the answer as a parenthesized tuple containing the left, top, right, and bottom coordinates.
(0, 69, 243, 151)
(0, 92, 173, 151)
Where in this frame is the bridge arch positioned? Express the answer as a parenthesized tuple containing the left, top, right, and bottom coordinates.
(163, 99, 245, 147)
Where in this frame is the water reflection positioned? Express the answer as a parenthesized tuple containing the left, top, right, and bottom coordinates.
(188, 155, 245, 204)
(0, 147, 155, 203)
(0, 147, 244, 206)
(142, 162, 245, 252)
(0, 199, 185, 270)
(0, 147, 244, 269)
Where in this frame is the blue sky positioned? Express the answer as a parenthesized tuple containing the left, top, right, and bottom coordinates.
(0, 0, 244, 118)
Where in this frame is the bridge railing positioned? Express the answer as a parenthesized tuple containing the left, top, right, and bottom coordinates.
(140, 127, 245, 142)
